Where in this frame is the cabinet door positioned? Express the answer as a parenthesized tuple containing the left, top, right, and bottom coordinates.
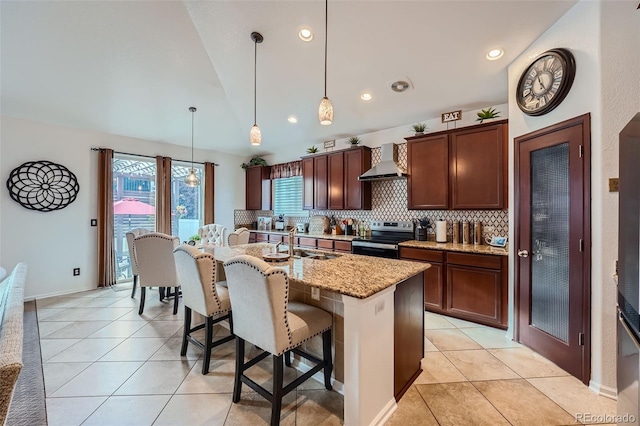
(328, 152, 344, 210)
(344, 147, 372, 210)
(260, 166, 272, 211)
(450, 123, 505, 209)
(314, 155, 328, 210)
(245, 166, 262, 210)
(446, 264, 503, 327)
(424, 262, 445, 312)
(407, 135, 449, 209)
(302, 158, 314, 210)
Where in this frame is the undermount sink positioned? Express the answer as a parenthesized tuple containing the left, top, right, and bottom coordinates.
(292, 250, 340, 260)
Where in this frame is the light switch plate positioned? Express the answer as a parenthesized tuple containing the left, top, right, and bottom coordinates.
(90, 219, 98, 226)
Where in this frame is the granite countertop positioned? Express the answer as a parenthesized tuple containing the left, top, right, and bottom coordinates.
(248, 229, 356, 241)
(399, 240, 509, 256)
(205, 243, 428, 299)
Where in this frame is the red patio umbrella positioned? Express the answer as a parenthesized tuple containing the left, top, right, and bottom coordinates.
(113, 198, 155, 215)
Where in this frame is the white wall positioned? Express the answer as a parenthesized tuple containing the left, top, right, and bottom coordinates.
(0, 116, 246, 299)
(508, 0, 640, 397)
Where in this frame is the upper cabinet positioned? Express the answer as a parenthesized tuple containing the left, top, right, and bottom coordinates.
(328, 152, 344, 210)
(313, 155, 329, 210)
(344, 147, 372, 210)
(245, 165, 271, 210)
(406, 120, 508, 210)
(302, 158, 314, 210)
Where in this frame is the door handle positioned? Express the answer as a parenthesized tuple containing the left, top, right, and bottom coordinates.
(517, 249, 529, 258)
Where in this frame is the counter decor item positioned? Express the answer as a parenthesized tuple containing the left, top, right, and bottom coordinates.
(462, 221, 470, 244)
(453, 220, 460, 244)
(415, 217, 429, 241)
(411, 123, 427, 135)
(435, 220, 447, 243)
(274, 214, 285, 230)
(257, 216, 272, 231)
(485, 236, 508, 248)
(187, 234, 201, 246)
(476, 107, 501, 123)
(473, 221, 483, 245)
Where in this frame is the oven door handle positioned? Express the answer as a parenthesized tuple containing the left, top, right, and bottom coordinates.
(351, 241, 398, 250)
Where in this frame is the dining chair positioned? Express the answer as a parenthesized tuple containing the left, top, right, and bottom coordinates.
(125, 228, 151, 298)
(198, 223, 227, 246)
(173, 245, 234, 374)
(227, 227, 250, 247)
(223, 254, 333, 426)
(133, 232, 181, 315)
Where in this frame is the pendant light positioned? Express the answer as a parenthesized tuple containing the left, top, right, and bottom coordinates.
(318, 0, 333, 125)
(250, 32, 264, 146)
(184, 106, 200, 187)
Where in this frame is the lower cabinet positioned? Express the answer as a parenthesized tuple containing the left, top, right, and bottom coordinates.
(399, 247, 507, 329)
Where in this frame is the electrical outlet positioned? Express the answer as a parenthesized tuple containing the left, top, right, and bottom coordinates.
(609, 178, 619, 192)
(375, 300, 385, 315)
(73, 268, 80, 276)
(311, 287, 320, 300)
(90, 219, 97, 226)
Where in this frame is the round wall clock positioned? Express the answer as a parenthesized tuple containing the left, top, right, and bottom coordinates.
(516, 48, 576, 116)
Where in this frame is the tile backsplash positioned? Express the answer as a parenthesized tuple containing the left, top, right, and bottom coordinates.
(235, 143, 508, 241)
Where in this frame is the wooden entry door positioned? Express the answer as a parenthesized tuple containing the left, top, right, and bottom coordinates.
(514, 114, 591, 384)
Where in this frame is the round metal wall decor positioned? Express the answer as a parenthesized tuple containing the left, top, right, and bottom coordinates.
(6, 160, 80, 212)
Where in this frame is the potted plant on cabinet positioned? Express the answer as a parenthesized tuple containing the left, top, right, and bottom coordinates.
(411, 123, 427, 135)
(347, 136, 361, 147)
(476, 107, 501, 123)
(306, 146, 318, 154)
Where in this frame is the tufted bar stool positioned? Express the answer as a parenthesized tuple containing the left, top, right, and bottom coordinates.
(227, 227, 250, 247)
(173, 245, 235, 375)
(134, 232, 181, 315)
(198, 224, 227, 246)
(125, 228, 151, 298)
(223, 254, 333, 426)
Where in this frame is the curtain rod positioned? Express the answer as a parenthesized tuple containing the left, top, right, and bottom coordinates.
(90, 147, 219, 166)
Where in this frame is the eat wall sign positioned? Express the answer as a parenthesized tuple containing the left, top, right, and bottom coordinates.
(441, 110, 462, 123)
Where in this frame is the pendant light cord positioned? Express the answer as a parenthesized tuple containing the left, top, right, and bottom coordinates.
(191, 109, 194, 169)
(254, 38, 257, 126)
(324, 0, 328, 97)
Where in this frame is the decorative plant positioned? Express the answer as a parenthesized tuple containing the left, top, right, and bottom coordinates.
(307, 145, 318, 153)
(411, 123, 427, 134)
(189, 234, 201, 241)
(347, 136, 361, 146)
(241, 157, 268, 169)
(476, 107, 501, 123)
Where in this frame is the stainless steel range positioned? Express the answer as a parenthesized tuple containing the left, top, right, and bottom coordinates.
(351, 220, 414, 258)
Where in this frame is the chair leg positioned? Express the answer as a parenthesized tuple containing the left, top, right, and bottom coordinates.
(271, 354, 284, 426)
(138, 287, 146, 315)
(131, 275, 137, 298)
(233, 337, 245, 403)
(181, 306, 191, 356)
(322, 329, 333, 390)
(159, 287, 165, 302)
(173, 287, 180, 315)
(228, 313, 234, 335)
(284, 351, 291, 367)
(202, 316, 214, 375)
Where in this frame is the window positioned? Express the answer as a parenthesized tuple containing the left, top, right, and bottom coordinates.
(170, 162, 204, 242)
(273, 176, 308, 217)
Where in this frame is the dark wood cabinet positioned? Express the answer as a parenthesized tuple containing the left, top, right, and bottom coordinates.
(302, 158, 314, 210)
(245, 165, 271, 210)
(406, 120, 507, 210)
(344, 147, 372, 210)
(328, 152, 344, 210)
(313, 156, 328, 210)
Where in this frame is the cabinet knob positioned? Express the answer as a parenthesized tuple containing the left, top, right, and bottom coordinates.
(517, 249, 529, 258)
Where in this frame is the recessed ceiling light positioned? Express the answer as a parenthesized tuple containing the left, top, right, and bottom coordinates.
(298, 28, 313, 42)
(486, 48, 504, 60)
(287, 115, 298, 123)
(360, 92, 372, 101)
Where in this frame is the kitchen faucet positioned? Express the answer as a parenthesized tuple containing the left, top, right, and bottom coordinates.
(288, 227, 296, 257)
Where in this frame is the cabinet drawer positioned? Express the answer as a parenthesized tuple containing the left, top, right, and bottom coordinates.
(249, 232, 257, 243)
(446, 252, 501, 269)
(255, 233, 269, 242)
(268, 234, 283, 243)
(399, 247, 444, 263)
(334, 241, 352, 253)
(317, 239, 333, 250)
(298, 237, 317, 248)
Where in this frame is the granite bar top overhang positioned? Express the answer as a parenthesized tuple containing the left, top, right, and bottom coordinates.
(206, 243, 428, 299)
(399, 240, 508, 256)
(247, 230, 356, 242)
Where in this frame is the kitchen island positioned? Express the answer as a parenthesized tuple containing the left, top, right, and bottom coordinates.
(205, 243, 428, 426)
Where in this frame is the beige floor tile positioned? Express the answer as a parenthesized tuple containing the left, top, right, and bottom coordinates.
(386, 385, 438, 426)
(424, 312, 456, 329)
(130, 320, 183, 338)
(296, 389, 344, 425)
(225, 391, 297, 426)
(83, 307, 136, 321)
(47, 338, 125, 363)
(100, 297, 141, 308)
(176, 358, 238, 394)
(460, 327, 522, 349)
(87, 320, 148, 338)
(116, 309, 159, 321)
(474, 379, 578, 425)
(45, 396, 107, 426)
(445, 316, 487, 328)
(443, 350, 519, 381)
(149, 337, 203, 361)
(37, 296, 87, 309)
(424, 329, 483, 351)
(39, 308, 99, 322)
(115, 359, 196, 395)
(40, 338, 82, 361)
(527, 376, 616, 420)
(50, 361, 142, 397)
(424, 336, 439, 352)
(414, 352, 467, 384)
(81, 394, 171, 426)
(488, 347, 571, 378)
(41, 321, 111, 339)
(416, 382, 510, 426)
(99, 337, 168, 361)
(71, 296, 122, 308)
(39, 321, 74, 337)
(153, 394, 232, 425)
(43, 362, 92, 396)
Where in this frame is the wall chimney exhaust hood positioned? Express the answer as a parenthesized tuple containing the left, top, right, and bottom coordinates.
(358, 143, 407, 181)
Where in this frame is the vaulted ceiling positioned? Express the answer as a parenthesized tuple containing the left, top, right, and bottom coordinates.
(1, 1, 577, 156)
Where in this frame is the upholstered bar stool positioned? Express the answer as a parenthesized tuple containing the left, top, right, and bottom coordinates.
(173, 245, 234, 374)
(134, 232, 181, 315)
(125, 228, 151, 298)
(199, 223, 227, 246)
(227, 227, 250, 247)
(223, 254, 333, 426)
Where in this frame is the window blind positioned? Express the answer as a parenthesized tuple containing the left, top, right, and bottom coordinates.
(273, 176, 307, 217)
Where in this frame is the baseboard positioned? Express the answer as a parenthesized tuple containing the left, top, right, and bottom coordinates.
(25, 285, 100, 302)
(290, 358, 344, 395)
(589, 380, 617, 400)
(369, 398, 397, 426)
